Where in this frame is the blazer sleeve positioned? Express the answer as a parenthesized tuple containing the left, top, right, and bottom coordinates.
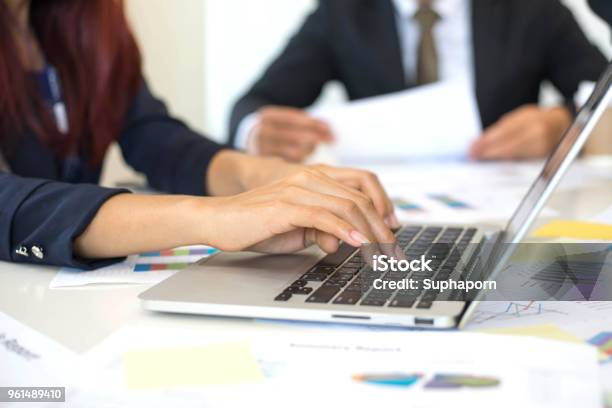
(118, 81, 227, 196)
(0, 171, 129, 269)
(540, 0, 608, 105)
(228, 1, 337, 145)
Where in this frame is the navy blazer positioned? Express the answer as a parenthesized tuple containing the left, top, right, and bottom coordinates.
(229, 0, 608, 144)
(0, 80, 225, 269)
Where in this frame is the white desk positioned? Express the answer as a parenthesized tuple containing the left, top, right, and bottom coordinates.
(1, 158, 612, 398)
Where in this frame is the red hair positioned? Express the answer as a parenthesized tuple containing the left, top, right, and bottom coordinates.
(0, 0, 141, 165)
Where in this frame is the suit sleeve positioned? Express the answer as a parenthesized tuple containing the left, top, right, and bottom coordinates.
(0, 171, 129, 269)
(228, 1, 337, 145)
(118, 81, 227, 196)
(540, 0, 608, 105)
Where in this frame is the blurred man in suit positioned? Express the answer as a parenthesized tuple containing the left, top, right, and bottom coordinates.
(229, 0, 607, 162)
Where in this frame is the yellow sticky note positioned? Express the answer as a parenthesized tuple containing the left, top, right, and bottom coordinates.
(480, 323, 582, 343)
(532, 220, 612, 241)
(480, 323, 608, 361)
(123, 342, 264, 390)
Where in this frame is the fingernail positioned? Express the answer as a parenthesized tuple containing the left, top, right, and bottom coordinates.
(385, 214, 400, 229)
(384, 215, 393, 227)
(394, 244, 407, 261)
(390, 213, 401, 228)
(349, 231, 370, 245)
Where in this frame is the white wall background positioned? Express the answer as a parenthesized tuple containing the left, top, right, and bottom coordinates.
(126, 0, 207, 133)
(204, 0, 319, 142)
(102, 0, 207, 185)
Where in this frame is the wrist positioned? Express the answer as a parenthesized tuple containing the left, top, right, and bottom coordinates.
(207, 149, 303, 195)
(182, 195, 228, 246)
(240, 155, 299, 190)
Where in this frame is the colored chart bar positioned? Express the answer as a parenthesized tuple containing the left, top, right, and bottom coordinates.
(140, 247, 217, 257)
(134, 263, 190, 272)
(392, 198, 423, 212)
(352, 373, 422, 388)
(588, 332, 612, 359)
(425, 374, 500, 389)
(429, 194, 471, 209)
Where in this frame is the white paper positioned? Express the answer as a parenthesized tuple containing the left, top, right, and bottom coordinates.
(467, 301, 612, 345)
(0, 312, 209, 408)
(89, 326, 601, 408)
(591, 205, 612, 225)
(50, 245, 216, 288)
(252, 331, 600, 408)
(312, 80, 482, 161)
(369, 159, 612, 225)
(367, 161, 561, 224)
(0, 311, 80, 387)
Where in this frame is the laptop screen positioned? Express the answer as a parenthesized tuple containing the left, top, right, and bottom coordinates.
(503, 63, 612, 244)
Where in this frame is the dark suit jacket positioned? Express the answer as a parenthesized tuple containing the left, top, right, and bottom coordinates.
(229, 0, 608, 145)
(0, 81, 225, 269)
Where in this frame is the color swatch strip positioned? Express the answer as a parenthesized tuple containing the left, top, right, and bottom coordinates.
(429, 194, 471, 209)
(424, 374, 500, 389)
(140, 247, 217, 257)
(588, 332, 612, 359)
(352, 373, 422, 388)
(134, 263, 190, 272)
(393, 198, 423, 212)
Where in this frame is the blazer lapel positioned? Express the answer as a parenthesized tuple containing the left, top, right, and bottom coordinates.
(356, 0, 406, 93)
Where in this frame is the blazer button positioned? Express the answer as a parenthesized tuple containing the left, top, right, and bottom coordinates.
(15, 246, 29, 257)
(31, 246, 45, 260)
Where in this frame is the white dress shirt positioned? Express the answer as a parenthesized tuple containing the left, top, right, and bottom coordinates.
(235, 0, 475, 151)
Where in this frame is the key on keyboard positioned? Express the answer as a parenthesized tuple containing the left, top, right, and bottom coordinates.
(274, 225, 476, 309)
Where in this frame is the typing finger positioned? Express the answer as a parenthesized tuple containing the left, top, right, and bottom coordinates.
(291, 171, 396, 245)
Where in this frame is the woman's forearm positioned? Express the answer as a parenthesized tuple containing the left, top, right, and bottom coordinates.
(75, 151, 297, 259)
(73, 193, 212, 259)
(74, 162, 398, 261)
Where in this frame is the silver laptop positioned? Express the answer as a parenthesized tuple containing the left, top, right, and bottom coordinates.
(140, 64, 612, 329)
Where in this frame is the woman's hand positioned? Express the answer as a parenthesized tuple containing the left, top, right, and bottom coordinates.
(199, 168, 398, 254)
(207, 151, 398, 228)
(76, 153, 398, 260)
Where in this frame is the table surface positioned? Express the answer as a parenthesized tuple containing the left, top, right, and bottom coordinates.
(1, 158, 612, 356)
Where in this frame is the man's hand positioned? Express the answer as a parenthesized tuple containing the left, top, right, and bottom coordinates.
(469, 105, 572, 161)
(253, 106, 334, 162)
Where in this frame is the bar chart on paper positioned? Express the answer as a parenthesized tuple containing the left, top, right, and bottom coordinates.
(140, 247, 217, 257)
(135, 247, 218, 272)
(50, 245, 218, 288)
(588, 332, 612, 361)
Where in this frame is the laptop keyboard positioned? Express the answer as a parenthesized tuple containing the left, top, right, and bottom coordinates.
(274, 226, 477, 308)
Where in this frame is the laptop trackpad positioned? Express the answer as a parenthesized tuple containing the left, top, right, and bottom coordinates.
(199, 249, 323, 273)
(200, 247, 324, 273)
